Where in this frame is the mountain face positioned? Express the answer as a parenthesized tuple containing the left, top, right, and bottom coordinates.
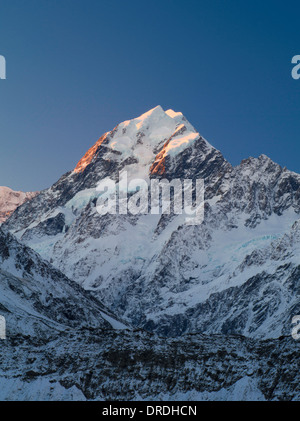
(3, 105, 300, 339)
(0, 227, 127, 339)
(0, 187, 38, 224)
(0, 216, 298, 402)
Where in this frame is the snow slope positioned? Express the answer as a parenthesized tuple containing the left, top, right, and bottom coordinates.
(0, 228, 127, 338)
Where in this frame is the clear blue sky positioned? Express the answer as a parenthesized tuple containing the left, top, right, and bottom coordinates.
(0, 0, 300, 191)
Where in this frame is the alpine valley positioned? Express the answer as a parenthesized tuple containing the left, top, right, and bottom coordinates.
(1, 106, 300, 400)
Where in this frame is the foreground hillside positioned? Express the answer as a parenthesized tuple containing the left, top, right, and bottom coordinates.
(0, 329, 299, 401)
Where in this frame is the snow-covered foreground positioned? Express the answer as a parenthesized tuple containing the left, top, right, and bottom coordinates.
(0, 330, 299, 401)
(0, 375, 265, 401)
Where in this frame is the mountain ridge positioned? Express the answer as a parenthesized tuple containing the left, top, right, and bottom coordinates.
(0, 186, 38, 224)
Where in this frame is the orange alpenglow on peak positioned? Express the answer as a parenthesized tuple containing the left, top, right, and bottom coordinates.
(73, 106, 201, 174)
(74, 133, 108, 173)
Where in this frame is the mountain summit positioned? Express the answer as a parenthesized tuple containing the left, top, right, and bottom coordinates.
(74, 105, 206, 179)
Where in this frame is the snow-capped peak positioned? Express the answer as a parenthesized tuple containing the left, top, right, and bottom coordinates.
(165, 109, 183, 118)
(74, 106, 200, 174)
(0, 186, 38, 224)
(117, 105, 196, 136)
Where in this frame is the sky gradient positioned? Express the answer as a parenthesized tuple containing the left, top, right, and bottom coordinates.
(0, 0, 300, 191)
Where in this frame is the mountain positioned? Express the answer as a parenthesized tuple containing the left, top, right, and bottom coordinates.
(0, 186, 38, 224)
(3, 105, 300, 339)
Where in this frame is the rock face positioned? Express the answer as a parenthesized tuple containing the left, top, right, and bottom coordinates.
(0, 186, 38, 224)
(0, 330, 299, 401)
(3, 106, 300, 339)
